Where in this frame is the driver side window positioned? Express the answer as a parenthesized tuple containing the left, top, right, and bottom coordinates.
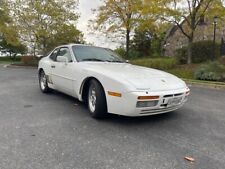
(56, 47, 73, 62)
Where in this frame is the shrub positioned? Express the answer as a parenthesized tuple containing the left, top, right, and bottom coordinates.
(194, 61, 225, 82)
(176, 48, 188, 64)
(130, 58, 177, 70)
(0, 56, 21, 62)
(220, 57, 225, 65)
(114, 47, 126, 58)
(176, 40, 220, 64)
(114, 47, 141, 59)
(128, 50, 141, 59)
(21, 56, 38, 66)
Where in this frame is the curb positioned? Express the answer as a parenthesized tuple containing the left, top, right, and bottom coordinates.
(184, 79, 225, 90)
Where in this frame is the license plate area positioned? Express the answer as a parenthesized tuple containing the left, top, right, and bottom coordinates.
(168, 97, 182, 106)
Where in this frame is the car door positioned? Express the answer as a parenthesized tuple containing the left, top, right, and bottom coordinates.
(50, 47, 75, 95)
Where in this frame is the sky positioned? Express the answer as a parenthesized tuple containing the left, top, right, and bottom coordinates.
(77, 0, 120, 49)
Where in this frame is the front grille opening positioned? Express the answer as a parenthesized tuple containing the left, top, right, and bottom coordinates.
(136, 100, 158, 108)
(160, 104, 167, 107)
(140, 105, 179, 114)
(163, 93, 184, 98)
(174, 93, 184, 96)
(163, 94, 173, 98)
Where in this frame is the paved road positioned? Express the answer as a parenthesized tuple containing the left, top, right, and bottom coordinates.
(0, 65, 225, 169)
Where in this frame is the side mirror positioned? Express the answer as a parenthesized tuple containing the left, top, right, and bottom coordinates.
(36, 55, 44, 59)
(57, 56, 68, 63)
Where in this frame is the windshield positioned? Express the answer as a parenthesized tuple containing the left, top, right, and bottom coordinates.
(72, 46, 125, 63)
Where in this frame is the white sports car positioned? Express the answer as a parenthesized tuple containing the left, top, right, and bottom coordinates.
(38, 44, 190, 118)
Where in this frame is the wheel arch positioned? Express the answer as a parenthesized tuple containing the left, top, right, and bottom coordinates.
(38, 68, 44, 76)
(80, 77, 107, 105)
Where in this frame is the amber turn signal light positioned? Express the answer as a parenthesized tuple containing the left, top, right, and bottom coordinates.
(137, 96, 159, 100)
(108, 91, 122, 97)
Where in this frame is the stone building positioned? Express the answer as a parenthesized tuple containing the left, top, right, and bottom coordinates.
(163, 16, 225, 57)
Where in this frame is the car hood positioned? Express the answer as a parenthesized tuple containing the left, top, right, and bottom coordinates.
(82, 62, 186, 91)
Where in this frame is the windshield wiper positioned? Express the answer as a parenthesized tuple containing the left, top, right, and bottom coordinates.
(106, 60, 125, 63)
(81, 58, 125, 63)
(81, 58, 105, 62)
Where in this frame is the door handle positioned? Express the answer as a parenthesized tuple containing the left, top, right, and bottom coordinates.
(51, 65, 56, 68)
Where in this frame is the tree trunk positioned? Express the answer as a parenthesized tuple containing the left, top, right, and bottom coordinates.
(43, 38, 47, 55)
(126, 29, 130, 58)
(33, 45, 36, 57)
(13, 54, 16, 61)
(187, 37, 193, 64)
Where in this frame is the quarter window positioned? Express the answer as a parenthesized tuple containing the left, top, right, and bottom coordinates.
(49, 48, 59, 61)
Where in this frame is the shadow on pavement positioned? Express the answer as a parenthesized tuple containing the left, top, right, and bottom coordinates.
(48, 89, 180, 125)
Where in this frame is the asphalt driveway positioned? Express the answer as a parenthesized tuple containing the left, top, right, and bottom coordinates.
(0, 65, 225, 169)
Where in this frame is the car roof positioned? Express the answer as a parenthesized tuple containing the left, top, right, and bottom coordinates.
(58, 44, 102, 49)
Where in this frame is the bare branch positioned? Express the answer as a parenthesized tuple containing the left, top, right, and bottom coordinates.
(174, 20, 191, 39)
(161, 16, 191, 39)
(186, 0, 192, 17)
(194, 0, 213, 28)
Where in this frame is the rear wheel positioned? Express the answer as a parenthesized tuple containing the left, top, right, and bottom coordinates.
(88, 79, 107, 118)
(39, 70, 50, 93)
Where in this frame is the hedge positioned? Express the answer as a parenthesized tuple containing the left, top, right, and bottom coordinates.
(0, 56, 21, 62)
(176, 40, 220, 64)
(20, 56, 38, 66)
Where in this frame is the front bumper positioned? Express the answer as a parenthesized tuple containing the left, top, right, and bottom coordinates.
(107, 88, 189, 117)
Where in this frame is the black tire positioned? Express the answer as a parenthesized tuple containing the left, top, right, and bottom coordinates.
(87, 79, 107, 118)
(39, 70, 50, 93)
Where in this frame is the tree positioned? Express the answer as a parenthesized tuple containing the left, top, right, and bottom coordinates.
(11, 0, 83, 55)
(0, 0, 11, 39)
(144, 0, 224, 64)
(0, 0, 27, 57)
(131, 29, 152, 57)
(131, 22, 169, 57)
(40, 24, 84, 53)
(91, 0, 143, 57)
(0, 37, 27, 59)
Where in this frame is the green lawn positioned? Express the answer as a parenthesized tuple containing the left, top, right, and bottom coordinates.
(130, 58, 177, 70)
(167, 64, 199, 79)
(131, 58, 198, 79)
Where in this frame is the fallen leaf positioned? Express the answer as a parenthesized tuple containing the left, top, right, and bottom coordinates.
(184, 156, 195, 162)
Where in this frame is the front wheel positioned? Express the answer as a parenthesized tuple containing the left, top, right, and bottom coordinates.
(39, 70, 50, 93)
(88, 79, 107, 118)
